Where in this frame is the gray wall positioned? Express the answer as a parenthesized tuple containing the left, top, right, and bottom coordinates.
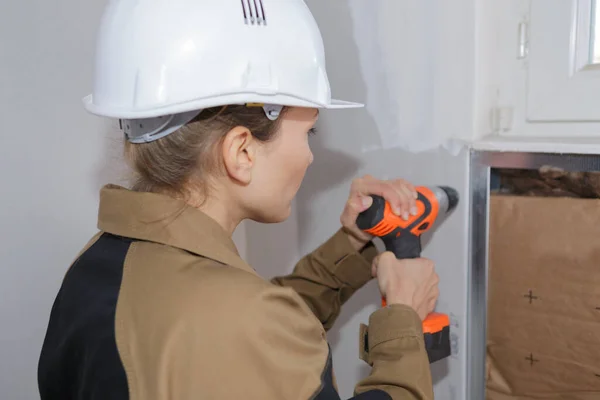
(1, 1, 112, 398)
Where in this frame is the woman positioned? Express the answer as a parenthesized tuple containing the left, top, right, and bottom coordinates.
(38, 0, 440, 399)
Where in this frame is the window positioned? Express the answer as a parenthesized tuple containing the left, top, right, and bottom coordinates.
(526, 0, 600, 123)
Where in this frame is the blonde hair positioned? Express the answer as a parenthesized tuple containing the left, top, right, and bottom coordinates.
(124, 105, 286, 200)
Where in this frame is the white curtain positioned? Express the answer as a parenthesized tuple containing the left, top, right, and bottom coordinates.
(346, 0, 474, 154)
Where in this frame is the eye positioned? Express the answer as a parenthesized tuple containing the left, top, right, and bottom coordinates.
(308, 127, 318, 136)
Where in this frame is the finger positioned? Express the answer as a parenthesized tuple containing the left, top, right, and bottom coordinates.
(355, 193, 373, 212)
(348, 177, 375, 213)
(353, 177, 405, 216)
(421, 259, 436, 276)
(392, 185, 413, 220)
(366, 177, 416, 220)
(429, 287, 440, 303)
(387, 182, 409, 220)
(371, 255, 380, 277)
(372, 253, 390, 278)
(402, 179, 418, 198)
(400, 185, 419, 216)
(392, 179, 417, 199)
(427, 298, 437, 314)
(392, 180, 418, 217)
(340, 195, 372, 228)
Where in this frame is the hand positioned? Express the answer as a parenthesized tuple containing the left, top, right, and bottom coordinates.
(371, 252, 439, 320)
(340, 175, 418, 249)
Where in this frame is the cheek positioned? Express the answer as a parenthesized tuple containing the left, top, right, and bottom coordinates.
(262, 135, 312, 194)
(278, 140, 311, 192)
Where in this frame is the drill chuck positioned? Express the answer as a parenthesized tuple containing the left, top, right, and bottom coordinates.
(438, 186, 459, 212)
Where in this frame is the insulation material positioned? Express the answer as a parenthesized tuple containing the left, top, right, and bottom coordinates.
(497, 166, 600, 198)
(486, 194, 600, 399)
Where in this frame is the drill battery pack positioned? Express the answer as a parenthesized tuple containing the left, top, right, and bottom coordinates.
(423, 312, 451, 364)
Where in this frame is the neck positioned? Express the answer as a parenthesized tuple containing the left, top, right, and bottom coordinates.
(189, 191, 242, 236)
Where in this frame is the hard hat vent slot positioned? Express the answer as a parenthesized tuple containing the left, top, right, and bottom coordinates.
(241, 0, 267, 26)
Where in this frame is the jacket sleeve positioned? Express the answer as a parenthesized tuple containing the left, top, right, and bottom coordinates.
(355, 304, 434, 399)
(270, 228, 378, 330)
(227, 285, 433, 400)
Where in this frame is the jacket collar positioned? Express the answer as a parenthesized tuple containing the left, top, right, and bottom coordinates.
(97, 184, 257, 275)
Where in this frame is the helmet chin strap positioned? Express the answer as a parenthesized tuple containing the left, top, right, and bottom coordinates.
(120, 104, 283, 143)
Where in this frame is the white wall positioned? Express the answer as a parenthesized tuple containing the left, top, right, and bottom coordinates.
(246, 1, 476, 399)
(1, 0, 477, 399)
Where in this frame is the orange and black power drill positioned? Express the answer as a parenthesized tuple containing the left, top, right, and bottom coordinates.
(356, 186, 459, 364)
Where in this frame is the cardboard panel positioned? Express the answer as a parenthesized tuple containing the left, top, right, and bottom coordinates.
(486, 195, 600, 399)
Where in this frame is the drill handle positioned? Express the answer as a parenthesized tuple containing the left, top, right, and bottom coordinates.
(380, 233, 421, 308)
(355, 195, 386, 231)
(382, 231, 422, 260)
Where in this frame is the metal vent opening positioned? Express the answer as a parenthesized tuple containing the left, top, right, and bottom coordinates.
(241, 0, 267, 26)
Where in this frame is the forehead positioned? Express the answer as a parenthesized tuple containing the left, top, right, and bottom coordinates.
(284, 107, 319, 121)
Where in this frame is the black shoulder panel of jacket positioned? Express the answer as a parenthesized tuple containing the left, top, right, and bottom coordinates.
(38, 233, 131, 400)
(313, 347, 392, 400)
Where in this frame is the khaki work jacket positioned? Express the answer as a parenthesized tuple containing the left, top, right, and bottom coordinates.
(38, 184, 433, 399)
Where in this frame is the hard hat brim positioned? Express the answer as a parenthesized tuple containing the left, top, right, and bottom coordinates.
(83, 94, 364, 119)
(327, 99, 365, 109)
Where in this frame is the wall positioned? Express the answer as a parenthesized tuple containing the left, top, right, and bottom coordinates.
(0, 0, 476, 399)
(245, 1, 476, 399)
(1, 1, 108, 398)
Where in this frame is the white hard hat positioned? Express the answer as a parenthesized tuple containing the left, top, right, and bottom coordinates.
(83, 0, 363, 143)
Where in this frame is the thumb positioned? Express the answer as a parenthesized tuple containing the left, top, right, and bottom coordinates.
(371, 254, 381, 278)
(358, 195, 373, 211)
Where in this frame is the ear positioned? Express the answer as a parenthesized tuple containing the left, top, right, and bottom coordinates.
(221, 126, 256, 185)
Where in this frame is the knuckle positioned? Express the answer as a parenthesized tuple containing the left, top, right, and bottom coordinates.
(395, 190, 408, 201)
(420, 258, 434, 270)
(395, 178, 413, 189)
(347, 199, 359, 210)
(385, 187, 402, 201)
(380, 251, 396, 263)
